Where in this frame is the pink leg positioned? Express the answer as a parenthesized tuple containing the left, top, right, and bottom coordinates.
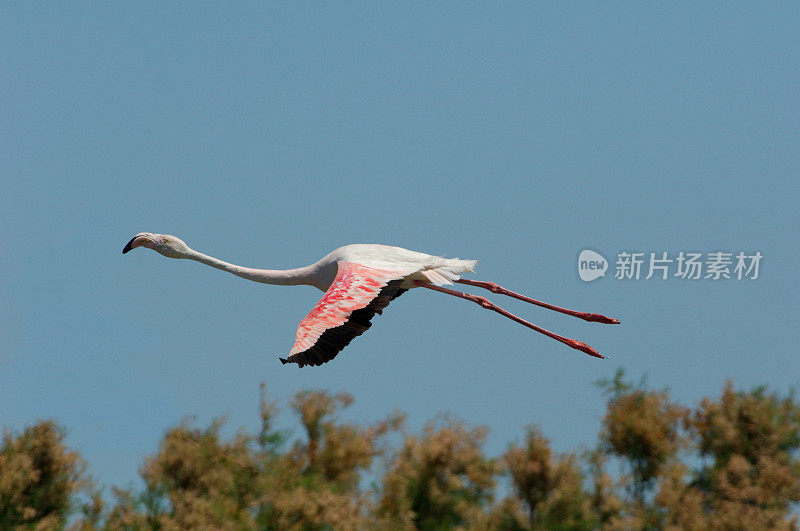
(455, 279, 620, 324)
(415, 281, 606, 359)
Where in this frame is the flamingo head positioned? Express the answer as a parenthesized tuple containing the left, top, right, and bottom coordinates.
(122, 232, 190, 258)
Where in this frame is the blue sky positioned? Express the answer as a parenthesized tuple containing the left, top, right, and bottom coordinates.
(2, 3, 798, 491)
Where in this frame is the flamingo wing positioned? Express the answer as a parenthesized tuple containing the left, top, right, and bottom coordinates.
(280, 261, 409, 367)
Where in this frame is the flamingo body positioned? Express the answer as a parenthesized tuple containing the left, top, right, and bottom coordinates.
(283, 245, 478, 366)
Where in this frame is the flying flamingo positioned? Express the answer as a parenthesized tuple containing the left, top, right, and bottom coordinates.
(123, 233, 619, 367)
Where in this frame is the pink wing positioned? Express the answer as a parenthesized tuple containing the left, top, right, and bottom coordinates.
(280, 262, 409, 367)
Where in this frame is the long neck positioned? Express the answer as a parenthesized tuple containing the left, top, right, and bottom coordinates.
(184, 249, 317, 286)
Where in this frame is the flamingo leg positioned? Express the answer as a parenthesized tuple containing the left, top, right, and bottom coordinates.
(455, 279, 620, 324)
(414, 281, 606, 359)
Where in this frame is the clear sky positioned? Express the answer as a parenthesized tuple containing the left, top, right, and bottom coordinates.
(2, 3, 798, 491)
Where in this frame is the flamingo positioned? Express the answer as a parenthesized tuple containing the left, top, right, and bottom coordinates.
(123, 233, 619, 367)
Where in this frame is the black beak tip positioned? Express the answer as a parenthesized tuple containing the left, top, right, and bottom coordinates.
(122, 237, 136, 254)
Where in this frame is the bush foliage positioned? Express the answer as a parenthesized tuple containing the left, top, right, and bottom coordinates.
(2, 371, 799, 530)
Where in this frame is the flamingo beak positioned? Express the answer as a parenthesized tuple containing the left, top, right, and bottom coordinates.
(122, 234, 155, 254)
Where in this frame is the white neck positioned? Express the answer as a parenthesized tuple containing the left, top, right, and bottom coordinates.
(184, 248, 317, 286)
